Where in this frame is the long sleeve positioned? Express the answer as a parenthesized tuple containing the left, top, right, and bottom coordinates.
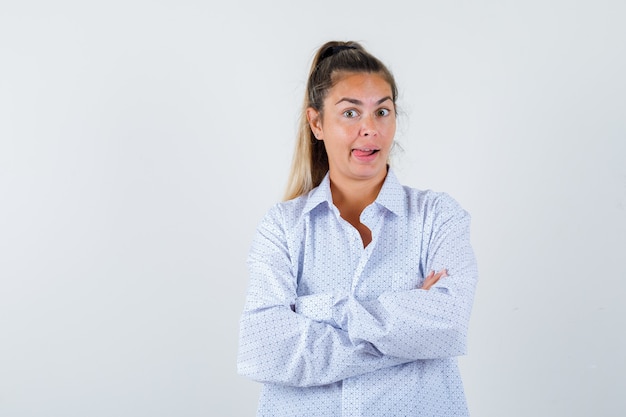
(333, 194, 478, 359)
(238, 172, 476, 415)
(236, 204, 410, 388)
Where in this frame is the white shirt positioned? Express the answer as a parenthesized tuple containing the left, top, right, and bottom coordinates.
(238, 169, 478, 416)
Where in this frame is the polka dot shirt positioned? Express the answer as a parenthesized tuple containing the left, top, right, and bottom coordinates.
(238, 169, 478, 416)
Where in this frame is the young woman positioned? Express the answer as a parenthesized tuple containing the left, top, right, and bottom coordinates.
(238, 41, 478, 416)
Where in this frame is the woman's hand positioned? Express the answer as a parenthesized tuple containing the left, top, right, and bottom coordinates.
(421, 269, 447, 290)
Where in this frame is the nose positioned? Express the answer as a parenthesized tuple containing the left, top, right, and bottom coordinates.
(360, 115, 377, 137)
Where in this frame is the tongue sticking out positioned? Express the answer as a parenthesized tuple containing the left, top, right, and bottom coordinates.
(353, 149, 378, 158)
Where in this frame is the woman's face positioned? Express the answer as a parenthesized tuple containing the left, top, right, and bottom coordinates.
(308, 72, 396, 187)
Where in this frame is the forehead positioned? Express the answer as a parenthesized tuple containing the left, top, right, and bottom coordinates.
(327, 72, 393, 101)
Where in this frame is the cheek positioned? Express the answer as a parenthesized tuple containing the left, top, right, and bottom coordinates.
(381, 122, 396, 142)
(326, 124, 356, 144)
(382, 123, 394, 134)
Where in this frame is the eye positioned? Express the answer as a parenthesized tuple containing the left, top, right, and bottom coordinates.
(343, 109, 359, 118)
(376, 108, 391, 117)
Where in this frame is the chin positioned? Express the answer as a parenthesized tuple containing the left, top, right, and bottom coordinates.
(352, 165, 387, 180)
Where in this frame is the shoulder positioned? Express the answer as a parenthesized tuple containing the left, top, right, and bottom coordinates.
(382, 169, 466, 217)
(395, 185, 473, 249)
(401, 184, 466, 216)
(394, 184, 471, 238)
(259, 191, 322, 230)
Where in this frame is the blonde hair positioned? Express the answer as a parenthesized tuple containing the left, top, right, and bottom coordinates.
(283, 41, 398, 201)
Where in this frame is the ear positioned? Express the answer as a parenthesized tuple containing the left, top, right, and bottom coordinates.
(306, 107, 323, 140)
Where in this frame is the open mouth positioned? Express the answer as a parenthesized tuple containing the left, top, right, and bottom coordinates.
(352, 148, 380, 157)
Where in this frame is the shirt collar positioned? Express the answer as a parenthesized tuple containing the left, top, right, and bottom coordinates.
(302, 172, 333, 214)
(375, 168, 406, 217)
(302, 168, 407, 217)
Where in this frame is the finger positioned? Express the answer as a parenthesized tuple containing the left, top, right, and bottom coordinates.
(426, 270, 436, 282)
(433, 268, 448, 280)
(421, 269, 448, 290)
(421, 279, 436, 290)
(421, 274, 438, 290)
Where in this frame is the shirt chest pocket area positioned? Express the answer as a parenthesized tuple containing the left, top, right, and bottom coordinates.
(354, 271, 419, 299)
(391, 271, 420, 292)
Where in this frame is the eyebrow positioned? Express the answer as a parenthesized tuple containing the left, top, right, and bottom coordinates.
(335, 96, 393, 106)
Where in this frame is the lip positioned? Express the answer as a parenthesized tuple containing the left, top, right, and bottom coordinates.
(351, 147, 380, 162)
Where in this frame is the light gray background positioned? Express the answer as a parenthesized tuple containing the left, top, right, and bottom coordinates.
(1, 1, 624, 416)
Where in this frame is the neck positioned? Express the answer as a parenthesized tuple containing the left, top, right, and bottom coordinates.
(329, 170, 387, 215)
